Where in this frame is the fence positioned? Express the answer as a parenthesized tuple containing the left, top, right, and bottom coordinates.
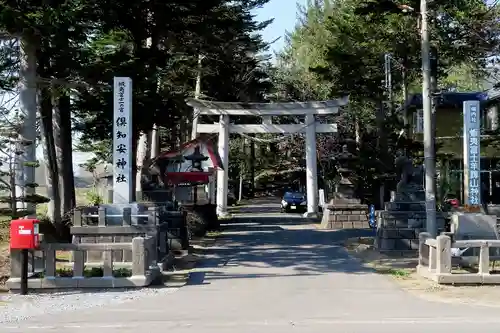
(418, 232, 500, 284)
(7, 236, 158, 290)
(71, 206, 188, 267)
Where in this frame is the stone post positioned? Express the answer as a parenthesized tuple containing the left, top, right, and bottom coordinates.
(436, 234, 451, 274)
(418, 232, 431, 267)
(479, 241, 490, 275)
(131, 237, 146, 277)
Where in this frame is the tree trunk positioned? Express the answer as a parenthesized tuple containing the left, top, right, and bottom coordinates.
(40, 87, 62, 224)
(53, 91, 75, 216)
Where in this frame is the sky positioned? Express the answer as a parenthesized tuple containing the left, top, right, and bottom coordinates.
(253, 0, 307, 56)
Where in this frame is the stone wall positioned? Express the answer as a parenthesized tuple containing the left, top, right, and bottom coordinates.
(320, 199, 369, 229)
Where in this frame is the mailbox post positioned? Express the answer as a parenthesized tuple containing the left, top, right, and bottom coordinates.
(10, 219, 40, 295)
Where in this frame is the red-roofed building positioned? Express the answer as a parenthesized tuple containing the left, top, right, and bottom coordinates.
(149, 135, 221, 203)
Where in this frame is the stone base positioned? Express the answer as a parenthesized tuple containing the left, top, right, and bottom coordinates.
(375, 202, 446, 252)
(7, 273, 158, 291)
(324, 221, 370, 229)
(320, 199, 369, 229)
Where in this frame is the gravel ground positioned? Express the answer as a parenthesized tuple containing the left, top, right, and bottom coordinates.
(0, 286, 180, 324)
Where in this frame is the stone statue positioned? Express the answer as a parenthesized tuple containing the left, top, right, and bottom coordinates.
(395, 150, 413, 193)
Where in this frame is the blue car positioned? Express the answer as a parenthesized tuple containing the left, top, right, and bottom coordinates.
(280, 191, 306, 213)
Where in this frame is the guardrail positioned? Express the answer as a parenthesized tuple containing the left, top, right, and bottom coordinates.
(7, 236, 159, 290)
(418, 232, 500, 284)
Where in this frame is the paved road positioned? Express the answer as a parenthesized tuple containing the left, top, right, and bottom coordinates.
(3, 198, 500, 332)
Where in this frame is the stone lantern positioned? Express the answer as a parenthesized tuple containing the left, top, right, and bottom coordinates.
(184, 146, 209, 203)
(333, 144, 358, 199)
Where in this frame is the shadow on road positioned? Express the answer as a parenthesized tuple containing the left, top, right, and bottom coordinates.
(188, 210, 375, 285)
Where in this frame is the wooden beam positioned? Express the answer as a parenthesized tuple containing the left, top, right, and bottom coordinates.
(186, 97, 349, 116)
(196, 123, 338, 134)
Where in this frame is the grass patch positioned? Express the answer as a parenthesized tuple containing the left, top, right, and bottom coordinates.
(374, 267, 412, 278)
(344, 236, 418, 280)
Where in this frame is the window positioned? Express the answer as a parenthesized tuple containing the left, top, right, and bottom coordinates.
(413, 109, 424, 134)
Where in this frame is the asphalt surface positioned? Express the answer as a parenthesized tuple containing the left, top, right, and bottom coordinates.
(3, 197, 500, 332)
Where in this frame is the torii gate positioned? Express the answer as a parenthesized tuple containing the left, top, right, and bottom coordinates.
(186, 98, 349, 217)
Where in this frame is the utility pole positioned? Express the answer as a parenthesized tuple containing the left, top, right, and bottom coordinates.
(421, 0, 437, 237)
(191, 54, 203, 140)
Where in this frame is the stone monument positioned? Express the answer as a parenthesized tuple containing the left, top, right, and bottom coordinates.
(375, 152, 445, 254)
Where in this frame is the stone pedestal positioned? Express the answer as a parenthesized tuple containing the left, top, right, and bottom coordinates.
(375, 186, 445, 255)
(320, 198, 369, 229)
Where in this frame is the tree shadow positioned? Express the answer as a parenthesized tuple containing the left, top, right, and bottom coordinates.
(187, 215, 376, 285)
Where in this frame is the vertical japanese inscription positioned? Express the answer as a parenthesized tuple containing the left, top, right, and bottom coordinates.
(113, 77, 133, 203)
(463, 101, 481, 206)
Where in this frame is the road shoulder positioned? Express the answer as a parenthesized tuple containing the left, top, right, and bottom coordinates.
(345, 237, 500, 308)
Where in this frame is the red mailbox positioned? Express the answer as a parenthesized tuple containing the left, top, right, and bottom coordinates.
(10, 219, 40, 250)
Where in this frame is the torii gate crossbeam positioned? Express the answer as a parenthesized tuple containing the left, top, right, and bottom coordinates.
(186, 98, 349, 217)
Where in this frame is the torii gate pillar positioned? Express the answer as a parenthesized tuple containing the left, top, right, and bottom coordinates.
(216, 115, 230, 217)
(304, 113, 318, 217)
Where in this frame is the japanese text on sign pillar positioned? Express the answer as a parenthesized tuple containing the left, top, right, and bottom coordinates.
(463, 101, 481, 206)
(113, 77, 133, 203)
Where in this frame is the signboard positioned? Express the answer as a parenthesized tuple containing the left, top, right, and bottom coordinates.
(113, 77, 133, 203)
(463, 100, 481, 206)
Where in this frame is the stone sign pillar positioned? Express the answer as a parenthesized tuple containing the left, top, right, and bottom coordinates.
(113, 77, 133, 204)
(463, 100, 481, 206)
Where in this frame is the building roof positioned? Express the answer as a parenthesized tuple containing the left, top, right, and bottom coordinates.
(402, 92, 488, 110)
(152, 134, 223, 169)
